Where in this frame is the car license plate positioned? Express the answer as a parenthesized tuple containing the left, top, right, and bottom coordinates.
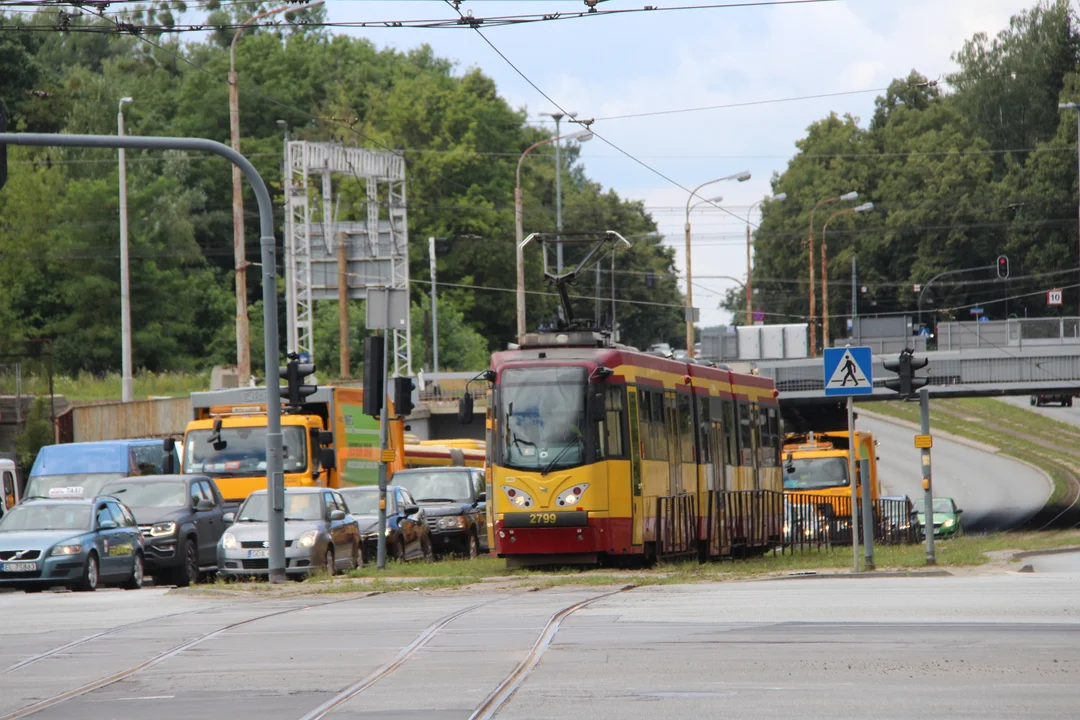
(247, 549, 269, 559)
(1, 562, 38, 572)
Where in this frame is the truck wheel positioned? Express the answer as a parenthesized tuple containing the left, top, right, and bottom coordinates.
(172, 539, 199, 587)
(72, 553, 99, 592)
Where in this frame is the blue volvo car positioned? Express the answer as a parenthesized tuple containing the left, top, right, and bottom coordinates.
(0, 495, 145, 592)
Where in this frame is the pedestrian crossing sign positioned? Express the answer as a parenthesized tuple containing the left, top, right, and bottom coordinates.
(823, 347, 874, 397)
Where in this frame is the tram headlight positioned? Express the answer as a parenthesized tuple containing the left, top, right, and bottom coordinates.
(501, 485, 534, 509)
(556, 484, 590, 507)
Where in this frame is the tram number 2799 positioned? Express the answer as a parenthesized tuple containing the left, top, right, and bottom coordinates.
(503, 511, 588, 528)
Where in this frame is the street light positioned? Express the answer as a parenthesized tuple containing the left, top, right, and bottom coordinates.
(515, 128, 594, 339)
(745, 193, 786, 326)
(684, 171, 751, 357)
(539, 110, 578, 274)
(821, 201, 874, 346)
(230, 1, 324, 384)
(1060, 102, 1080, 320)
(807, 190, 858, 356)
(118, 96, 134, 403)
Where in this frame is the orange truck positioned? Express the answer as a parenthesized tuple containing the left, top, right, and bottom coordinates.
(182, 387, 406, 507)
(782, 430, 880, 512)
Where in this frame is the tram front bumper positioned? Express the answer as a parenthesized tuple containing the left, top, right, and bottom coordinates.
(494, 515, 602, 556)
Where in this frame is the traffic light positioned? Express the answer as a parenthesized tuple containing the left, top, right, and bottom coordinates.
(433, 237, 451, 256)
(279, 353, 317, 405)
(997, 255, 1010, 279)
(883, 348, 929, 399)
(363, 335, 384, 417)
(394, 376, 415, 418)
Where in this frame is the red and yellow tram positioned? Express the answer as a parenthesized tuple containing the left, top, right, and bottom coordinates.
(485, 331, 783, 567)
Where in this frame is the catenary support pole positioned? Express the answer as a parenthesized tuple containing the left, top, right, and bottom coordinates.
(0, 133, 287, 583)
(920, 387, 936, 565)
(338, 233, 350, 378)
(848, 396, 859, 572)
(851, 256, 857, 343)
(377, 298, 390, 570)
(429, 237, 440, 386)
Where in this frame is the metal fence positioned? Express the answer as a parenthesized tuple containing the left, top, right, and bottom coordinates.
(781, 492, 917, 552)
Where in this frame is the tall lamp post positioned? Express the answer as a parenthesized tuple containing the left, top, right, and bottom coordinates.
(539, 110, 578, 274)
(808, 191, 858, 356)
(1059, 103, 1080, 320)
(820, 202, 874, 346)
(745, 193, 786, 326)
(515, 128, 593, 340)
(684, 171, 751, 358)
(117, 97, 134, 403)
(230, 1, 323, 383)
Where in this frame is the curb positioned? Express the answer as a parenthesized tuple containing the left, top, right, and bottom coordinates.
(1010, 545, 1080, 561)
(856, 408, 1001, 453)
(759, 569, 953, 581)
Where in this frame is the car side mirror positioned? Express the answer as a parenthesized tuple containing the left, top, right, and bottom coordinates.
(319, 447, 337, 470)
(458, 394, 474, 425)
(196, 498, 215, 512)
(329, 509, 346, 522)
(477, 492, 487, 503)
(99, 520, 118, 530)
(223, 512, 236, 524)
(403, 505, 419, 516)
(955, 508, 963, 515)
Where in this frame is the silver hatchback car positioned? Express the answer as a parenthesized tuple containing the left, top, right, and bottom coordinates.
(217, 487, 361, 578)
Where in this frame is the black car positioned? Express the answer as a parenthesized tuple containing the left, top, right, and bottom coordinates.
(1031, 393, 1073, 407)
(338, 485, 433, 563)
(390, 468, 488, 559)
(99, 474, 226, 586)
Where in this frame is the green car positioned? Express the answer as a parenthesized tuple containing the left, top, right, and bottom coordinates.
(914, 497, 964, 539)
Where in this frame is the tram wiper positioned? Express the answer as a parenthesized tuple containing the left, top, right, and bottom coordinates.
(540, 436, 583, 476)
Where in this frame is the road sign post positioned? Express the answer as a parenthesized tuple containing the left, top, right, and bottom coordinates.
(920, 387, 936, 566)
(823, 347, 874, 572)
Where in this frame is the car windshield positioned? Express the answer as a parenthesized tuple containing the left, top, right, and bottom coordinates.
(915, 499, 954, 514)
(0, 503, 92, 532)
(100, 482, 187, 508)
(24, 473, 127, 500)
(393, 472, 472, 503)
(784, 457, 849, 490)
(184, 426, 306, 476)
(499, 366, 588, 471)
(237, 493, 322, 522)
(339, 490, 380, 514)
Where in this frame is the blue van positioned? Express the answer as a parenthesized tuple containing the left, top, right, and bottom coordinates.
(25, 439, 180, 501)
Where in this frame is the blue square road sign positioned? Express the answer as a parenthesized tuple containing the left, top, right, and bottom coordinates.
(823, 347, 874, 397)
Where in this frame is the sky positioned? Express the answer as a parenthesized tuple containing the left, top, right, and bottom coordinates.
(321, 0, 1038, 330)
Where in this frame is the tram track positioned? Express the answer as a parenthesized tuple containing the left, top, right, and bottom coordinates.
(0, 592, 380, 720)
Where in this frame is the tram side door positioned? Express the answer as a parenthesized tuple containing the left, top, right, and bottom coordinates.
(627, 388, 643, 546)
(665, 391, 680, 497)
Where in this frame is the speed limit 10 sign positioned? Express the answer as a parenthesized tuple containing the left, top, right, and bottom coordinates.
(1048, 289, 1064, 306)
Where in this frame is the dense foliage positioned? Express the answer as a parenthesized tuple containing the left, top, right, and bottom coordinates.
(0, 2, 684, 377)
(731, 0, 1080, 340)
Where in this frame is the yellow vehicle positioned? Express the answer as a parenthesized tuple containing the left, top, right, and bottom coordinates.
(183, 387, 406, 506)
(403, 440, 485, 469)
(781, 430, 880, 508)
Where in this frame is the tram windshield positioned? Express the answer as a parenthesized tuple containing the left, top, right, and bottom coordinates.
(499, 366, 588, 472)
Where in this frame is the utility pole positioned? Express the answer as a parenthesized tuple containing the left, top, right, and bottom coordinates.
(337, 232, 350, 378)
(920, 387, 936, 565)
(117, 97, 134, 403)
(851, 256, 857, 343)
(429, 237, 440, 388)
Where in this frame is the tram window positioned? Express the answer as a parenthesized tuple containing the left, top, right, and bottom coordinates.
(737, 402, 754, 466)
(758, 406, 776, 467)
(604, 386, 626, 458)
(721, 399, 737, 466)
(677, 393, 694, 463)
(640, 389, 667, 461)
(767, 407, 781, 466)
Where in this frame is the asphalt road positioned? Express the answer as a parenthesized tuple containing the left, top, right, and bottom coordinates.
(858, 415, 1051, 531)
(999, 395, 1080, 427)
(1, 574, 1079, 720)
(1025, 550, 1080, 574)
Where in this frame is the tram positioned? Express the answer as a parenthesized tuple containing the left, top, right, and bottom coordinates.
(481, 331, 783, 567)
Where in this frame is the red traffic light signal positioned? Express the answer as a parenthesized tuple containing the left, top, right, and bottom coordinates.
(997, 255, 1009, 279)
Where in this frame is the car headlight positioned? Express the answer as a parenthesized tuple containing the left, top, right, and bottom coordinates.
(149, 522, 177, 538)
(222, 532, 238, 550)
(50, 544, 83, 556)
(437, 516, 468, 530)
(501, 485, 534, 509)
(297, 530, 318, 548)
(556, 484, 590, 507)
(943, 518, 955, 528)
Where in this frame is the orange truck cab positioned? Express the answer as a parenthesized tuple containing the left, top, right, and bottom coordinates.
(183, 387, 405, 508)
(781, 430, 880, 510)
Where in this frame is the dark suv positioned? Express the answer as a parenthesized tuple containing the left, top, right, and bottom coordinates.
(390, 467, 488, 558)
(99, 474, 226, 586)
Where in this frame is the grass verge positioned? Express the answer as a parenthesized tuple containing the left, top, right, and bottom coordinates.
(186, 530, 1080, 596)
(21, 371, 210, 402)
